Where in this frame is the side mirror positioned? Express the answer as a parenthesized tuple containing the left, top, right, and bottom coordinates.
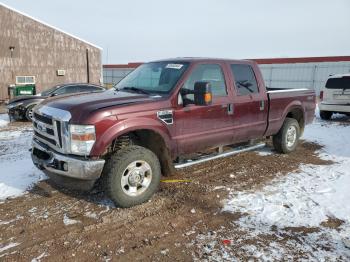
(50, 93, 58, 97)
(194, 81, 212, 106)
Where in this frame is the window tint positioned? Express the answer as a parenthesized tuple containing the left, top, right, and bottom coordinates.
(325, 77, 350, 90)
(230, 64, 259, 95)
(183, 64, 227, 97)
(79, 85, 102, 92)
(54, 86, 79, 95)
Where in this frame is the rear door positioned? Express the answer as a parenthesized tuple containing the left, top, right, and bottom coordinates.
(173, 63, 235, 154)
(228, 63, 268, 142)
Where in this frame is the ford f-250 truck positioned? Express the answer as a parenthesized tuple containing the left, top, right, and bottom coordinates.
(31, 58, 316, 207)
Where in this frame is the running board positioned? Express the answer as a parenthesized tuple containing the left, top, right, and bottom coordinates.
(174, 143, 266, 169)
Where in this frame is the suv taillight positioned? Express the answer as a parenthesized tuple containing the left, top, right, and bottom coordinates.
(320, 90, 324, 101)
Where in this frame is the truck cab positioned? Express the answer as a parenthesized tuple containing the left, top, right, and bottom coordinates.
(31, 58, 316, 208)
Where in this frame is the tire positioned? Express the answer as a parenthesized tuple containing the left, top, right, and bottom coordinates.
(319, 110, 332, 120)
(102, 145, 161, 208)
(25, 104, 36, 122)
(273, 118, 300, 154)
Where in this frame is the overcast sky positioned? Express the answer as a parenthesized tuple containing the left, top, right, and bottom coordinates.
(1, 0, 350, 64)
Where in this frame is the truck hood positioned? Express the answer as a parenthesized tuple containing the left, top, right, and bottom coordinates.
(40, 89, 160, 121)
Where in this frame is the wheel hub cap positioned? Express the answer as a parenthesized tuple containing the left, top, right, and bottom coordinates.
(121, 160, 152, 197)
(286, 126, 297, 148)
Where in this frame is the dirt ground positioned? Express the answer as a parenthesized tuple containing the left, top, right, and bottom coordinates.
(0, 117, 333, 261)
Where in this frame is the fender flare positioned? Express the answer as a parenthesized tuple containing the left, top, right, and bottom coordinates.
(91, 117, 173, 156)
(278, 101, 305, 131)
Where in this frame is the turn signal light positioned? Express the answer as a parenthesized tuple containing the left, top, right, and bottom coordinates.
(204, 93, 212, 103)
(71, 133, 95, 141)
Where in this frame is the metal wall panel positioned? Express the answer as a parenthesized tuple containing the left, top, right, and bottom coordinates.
(259, 62, 350, 94)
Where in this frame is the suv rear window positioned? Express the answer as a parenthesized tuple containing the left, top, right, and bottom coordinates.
(325, 77, 350, 89)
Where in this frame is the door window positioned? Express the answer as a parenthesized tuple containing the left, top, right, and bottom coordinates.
(182, 64, 227, 103)
(230, 64, 259, 96)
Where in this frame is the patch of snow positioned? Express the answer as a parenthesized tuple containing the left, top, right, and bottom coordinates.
(255, 147, 274, 156)
(0, 114, 9, 128)
(0, 125, 46, 201)
(31, 252, 47, 262)
(0, 242, 20, 253)
(63, 214, 80, 225)
(85, 211, 98, 219)
(160, 248, 169, 255)
(213, 186, 226, 191)
(213, 117, 350, 259)
(0, 158, 45, 201)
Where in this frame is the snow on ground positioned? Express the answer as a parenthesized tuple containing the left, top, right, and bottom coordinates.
(196, 114, 350, 260)
(0, 114, 9, 128)
(0, 114, 45, 201)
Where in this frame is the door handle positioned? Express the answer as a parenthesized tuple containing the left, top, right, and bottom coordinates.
(260, 100, 265, 111)
(227, 103, 234, 115)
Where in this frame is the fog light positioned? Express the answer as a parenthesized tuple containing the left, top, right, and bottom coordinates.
(63, 162, 68, 171)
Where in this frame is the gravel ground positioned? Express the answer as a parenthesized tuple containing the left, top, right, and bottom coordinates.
(0, 116, 334, 261)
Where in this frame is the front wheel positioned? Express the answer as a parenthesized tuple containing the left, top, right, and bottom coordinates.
(273, 118, 300, 154)
(25, 104, 36, 121)
(102, 145, 161, 208)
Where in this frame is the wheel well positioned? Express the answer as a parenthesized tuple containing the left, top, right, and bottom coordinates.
(286, 108, 305, 134)
(107, 129, 175, 176)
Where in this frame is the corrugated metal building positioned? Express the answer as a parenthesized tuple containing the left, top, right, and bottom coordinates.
(103, 63, 142, 88)
(0, 3, 102, 101)
(103, 56, 350, 95)
(255, 56, 350, 95)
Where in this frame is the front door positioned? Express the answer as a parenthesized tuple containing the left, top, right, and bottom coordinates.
(173, 63, 234, 155)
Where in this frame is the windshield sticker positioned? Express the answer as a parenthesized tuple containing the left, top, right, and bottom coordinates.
(166, 64, 184, 69)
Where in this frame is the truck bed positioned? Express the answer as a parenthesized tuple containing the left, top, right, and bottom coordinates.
(265, 87, 316, 136)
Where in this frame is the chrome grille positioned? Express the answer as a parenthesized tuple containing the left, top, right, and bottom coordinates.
(32, 105, 72, 153)
(33, 112, 62, 151)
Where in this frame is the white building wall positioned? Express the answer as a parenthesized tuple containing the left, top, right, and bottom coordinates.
(259, 61, 350, 95)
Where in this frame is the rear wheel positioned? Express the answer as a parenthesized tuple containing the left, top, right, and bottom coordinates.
(25, 104, 36, 121)
(103, 145, 161, 208)
(320, 110, 332, 120)
(273, 118, 300, 154)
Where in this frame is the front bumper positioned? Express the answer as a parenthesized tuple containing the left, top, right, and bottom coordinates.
(7, 106, 26, 120)
(319, 102, 350, 113)
(31, 138, 105, 181)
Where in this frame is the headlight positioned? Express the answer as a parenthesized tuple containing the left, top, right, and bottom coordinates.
(69, 125, 96, 155)
(7, 102, 23, 109)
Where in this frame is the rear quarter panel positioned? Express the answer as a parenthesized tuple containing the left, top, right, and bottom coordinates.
(266, 89, 316, 136)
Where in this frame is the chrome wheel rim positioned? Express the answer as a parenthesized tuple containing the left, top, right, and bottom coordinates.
(286, 126, 297, 148)
(121, 160, 152, 197)
(28, 109, 33, 120)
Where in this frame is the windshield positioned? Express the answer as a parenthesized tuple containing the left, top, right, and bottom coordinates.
(115, 61, 189, 94)
(325, 77, 350, 90)
(41, 85, 60, 96)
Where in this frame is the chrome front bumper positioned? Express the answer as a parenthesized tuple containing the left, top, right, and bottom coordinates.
(31, 138, 105, 181)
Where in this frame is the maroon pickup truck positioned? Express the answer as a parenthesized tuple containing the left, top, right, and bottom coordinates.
(31, 58, 316, 207)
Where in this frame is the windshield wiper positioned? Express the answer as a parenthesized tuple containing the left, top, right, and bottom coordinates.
(117, 86, 151, 95)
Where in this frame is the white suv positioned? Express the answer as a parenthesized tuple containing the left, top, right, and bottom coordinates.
(319, 74, 350, 120)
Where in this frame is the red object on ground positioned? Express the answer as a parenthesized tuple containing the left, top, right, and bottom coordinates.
(222, 239, 231, 245)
